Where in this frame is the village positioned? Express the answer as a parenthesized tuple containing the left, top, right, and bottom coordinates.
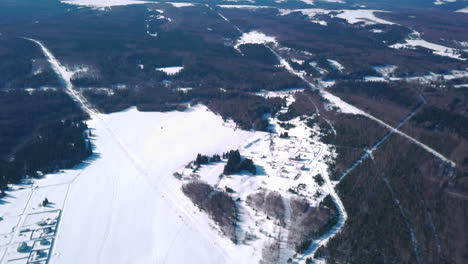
(176, 91, 339, 263)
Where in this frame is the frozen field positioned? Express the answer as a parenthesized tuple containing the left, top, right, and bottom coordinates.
(0, 105, 265, 264)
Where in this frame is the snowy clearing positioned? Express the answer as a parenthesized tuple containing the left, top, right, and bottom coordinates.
(60, 0, 150, 9)
(155, 66, 184, 75)
(390, 32, 466, 61)
(218, 5, 272, 9)
(235, 31, 277, 49)
(434, 0, 457, 5)
(327, 59, 344, 71)
(365, 69, 468, 83)
(168, 2, 194, 7)
(278, 9, 394, 26)
(373, 65, 397, 77)
(335, 9, 394, 25)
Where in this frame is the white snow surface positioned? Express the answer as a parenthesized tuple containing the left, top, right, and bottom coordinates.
(235, 31, 277, 49)
(434, 0, 457, 5)
(155, 66, 184, 75)
(374, 65, 397, 77)
(218, 5, 271, 9)
(0, 105, 263, 264)
(335, 9, 394, 25)
(279, 9, 394, 26)
(327, 59, 344, 71)
(60, 0, 150, 9)
(168, 2, 194, 7)
(391, 38, 466, 60)
(278, 8, 330, 26)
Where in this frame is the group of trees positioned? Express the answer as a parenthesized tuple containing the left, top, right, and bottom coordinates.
(413, 105, 468, 140)
(194, 153, 221, 165)
(223, 150, 256, 175)
(331, 80, 419, 108)
(182, 181, 238, 242)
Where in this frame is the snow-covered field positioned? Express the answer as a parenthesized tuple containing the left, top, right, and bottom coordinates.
(0, 105, 264, 264)
(278, 9, 394, 26)
(235, 31, 277, 49)
(60, 0, 196, 9)
(364, 69, 468, 83)
(155, 66, 184, 75)
(390, 31, 466, 61)
(60, 0, 150, 9)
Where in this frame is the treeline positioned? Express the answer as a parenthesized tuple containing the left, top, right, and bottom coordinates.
(413, 106, 468, 140)
(194, 153, 221, 165)
(182, 181, 238, 242)
(0, 90, 90, 194)
(277, 91, 318, 122)
(238, 44, 278, 65)
(331, 80, 419, 108)
(203, 91, 285, 131)
(0, 118, 92, 193)
(84, 87, 284, 131)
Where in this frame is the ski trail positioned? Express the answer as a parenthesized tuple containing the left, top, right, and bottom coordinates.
(277, 196, 292, 264)
(383, 177, 422, 264)
(339, 101, 426, 181)
(24, 38, 99, 117)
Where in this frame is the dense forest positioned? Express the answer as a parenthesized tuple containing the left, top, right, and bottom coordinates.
(0, 90, 90, 194)
(0, 37, 60, 89)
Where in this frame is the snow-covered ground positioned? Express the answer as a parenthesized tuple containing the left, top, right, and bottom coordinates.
(390, 31, 466, 61)
(373, 65, 397, 77)
(0, 104, 265, 264)
(235, 31, 277, 49)
(279, 9, 394, 26)
(335, 9, 394, 25)
(155, 66, 184, 75)
(218, 5, 271, 10)
(60, 0, 196, 9)
(327, 59, 344, 71)
(434, 0, 457, 5)
(364, 69, 468, 83)
(60, 0, 150, 9)
(168, 2, 194, 7)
